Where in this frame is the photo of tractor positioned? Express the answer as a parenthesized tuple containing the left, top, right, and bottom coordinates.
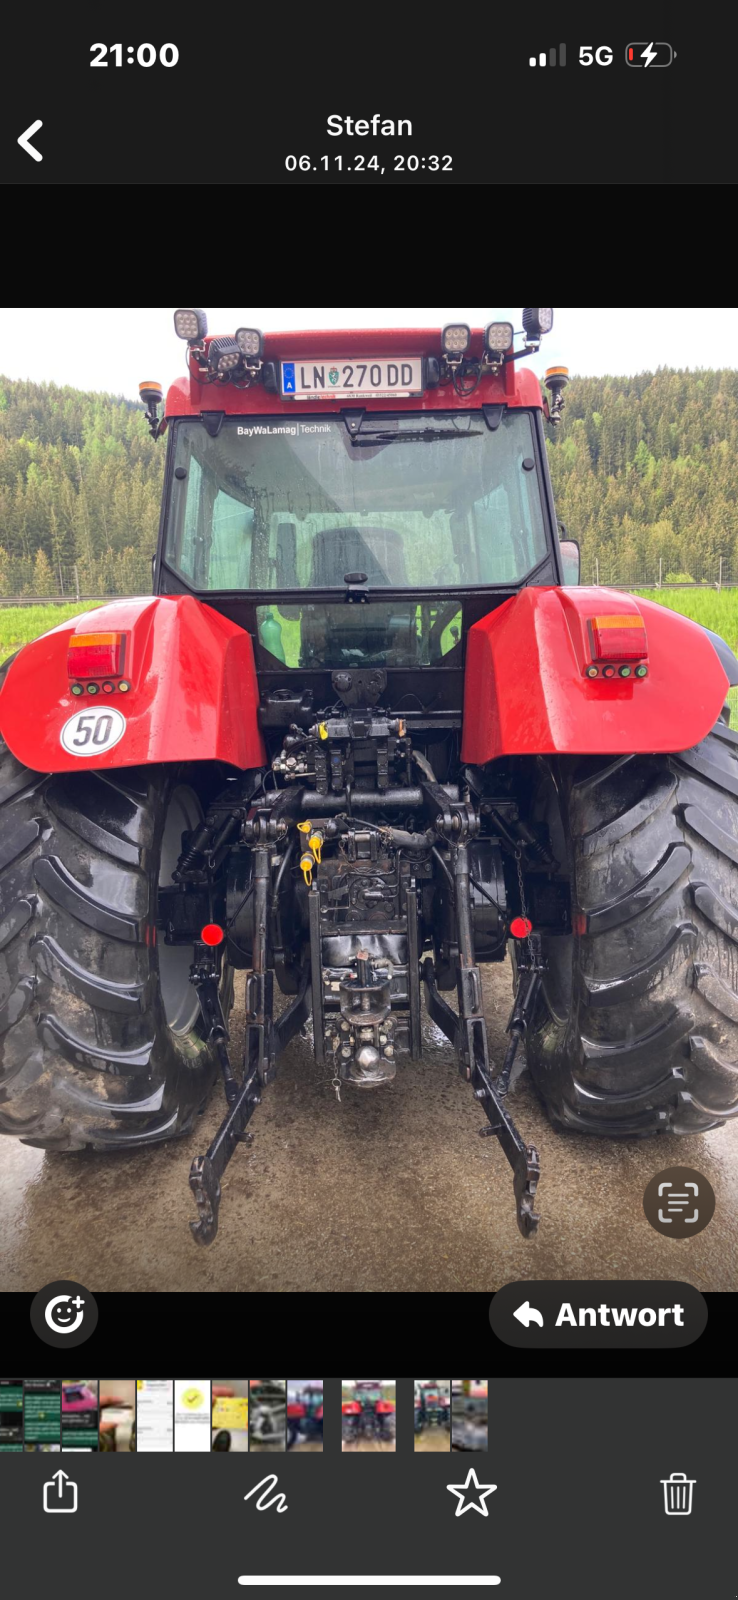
(287, 1380, 323, 1451)
(414, 1380, 451, 1450)
(1, 309, 737, 1252)
(342, 1380, 396, 1450)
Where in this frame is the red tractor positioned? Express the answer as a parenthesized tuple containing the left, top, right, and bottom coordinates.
(1, 310, 737, 1246)
(342, 1382, 395, 1444)
(415, 1383, 450, 1434)
(287, 1384, 323, 1448)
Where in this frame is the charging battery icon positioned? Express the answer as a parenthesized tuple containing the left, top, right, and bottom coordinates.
(626, 42, 676, 66)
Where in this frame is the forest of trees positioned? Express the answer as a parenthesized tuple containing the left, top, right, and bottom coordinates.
(548, 367, 738, 584)
(1, 366, 737, 596)
(0, 377, 161, 596)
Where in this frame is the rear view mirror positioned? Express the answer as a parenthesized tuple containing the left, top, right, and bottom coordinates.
(276, 522, 298, 588)
(559, 538, 580, 585)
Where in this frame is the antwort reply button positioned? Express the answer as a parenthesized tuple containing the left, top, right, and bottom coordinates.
(489, 1281, 707, 1348)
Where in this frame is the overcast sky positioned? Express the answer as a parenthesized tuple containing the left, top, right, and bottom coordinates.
(2, 309, 736, 403)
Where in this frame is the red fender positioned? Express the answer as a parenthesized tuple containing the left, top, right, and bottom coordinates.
(461, 587, 729, 763)
(375, 1400, 395, 1413)
(342, 1401, 361, 1414)
(287, 1403, 306, 1418)
(0, 594, 266, 774)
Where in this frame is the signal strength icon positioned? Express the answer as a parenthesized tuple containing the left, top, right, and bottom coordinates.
(529, 45, 567, 66)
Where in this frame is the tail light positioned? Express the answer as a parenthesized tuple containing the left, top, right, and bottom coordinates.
(67, 632, 126, 679)
(588, 614, 647, 663)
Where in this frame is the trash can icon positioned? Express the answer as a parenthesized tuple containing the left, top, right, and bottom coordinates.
(661, 1472, 696, 1515)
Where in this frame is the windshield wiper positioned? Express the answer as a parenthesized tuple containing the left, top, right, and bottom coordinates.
(351, 427, 482, 447)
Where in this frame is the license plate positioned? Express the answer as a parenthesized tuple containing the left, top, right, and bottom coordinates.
(281, 357, 424, 400)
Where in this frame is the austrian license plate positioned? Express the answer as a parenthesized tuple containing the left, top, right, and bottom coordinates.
(281, 357, 424, 400)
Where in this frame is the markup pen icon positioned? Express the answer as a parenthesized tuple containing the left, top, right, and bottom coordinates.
(626, 42, 676, 66)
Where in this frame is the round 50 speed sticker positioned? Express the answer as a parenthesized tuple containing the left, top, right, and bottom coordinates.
(60, 706, 126, 756)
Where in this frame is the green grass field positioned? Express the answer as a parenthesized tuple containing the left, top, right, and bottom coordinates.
(1, 588, 737, 718)
(635, 588, 738, 719)
(635, 587, 738, 642)
(0, 602, 103, 655)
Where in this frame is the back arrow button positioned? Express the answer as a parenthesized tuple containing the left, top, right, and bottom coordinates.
(18, 120, 43, 161)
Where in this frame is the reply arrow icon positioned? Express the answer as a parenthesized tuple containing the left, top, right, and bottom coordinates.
(18, 120, 43, 161)
(513, 1300, 544, 1328)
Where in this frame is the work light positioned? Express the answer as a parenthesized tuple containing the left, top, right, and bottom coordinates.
(207, 336, 242, 376)
(173, 308, 208, 342)
(235, 327, 263, 359)
(522, 308, 554, 342)
(484, 321, 514, 354)
(441, 323, 471, 356)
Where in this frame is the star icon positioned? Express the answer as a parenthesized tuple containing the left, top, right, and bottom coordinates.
(446, 1466, 497, 1517)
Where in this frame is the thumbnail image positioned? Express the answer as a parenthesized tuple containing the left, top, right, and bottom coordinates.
(414, 1380, 451, 1451)
(62, 1379, 99, 1451)
(100, 1381, 136, 1451)
(249, 1380, 286, 1451)
(212, 1381, 250, 1452)
(342, 1380, 396, 1452)
(287, 1380, 323, 1452)
(451, 1379, 488, 1452)
(136, 1380, 173, 1451)
(174, 1381, 211, 1452)
(0, 1380, 24, 1451)
(23, 1378, 61, 1448)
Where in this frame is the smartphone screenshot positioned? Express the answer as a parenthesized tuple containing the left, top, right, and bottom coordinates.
(136, 1380, 173, 1453)
(61, 1378, 99, 1451)
(174, 1381, 212, 1452)
(0, 1381, 24, 1452)
(22, 1380, 61, 1452)
(0, 304, 736, 1595)
(0, 20, 731, 182)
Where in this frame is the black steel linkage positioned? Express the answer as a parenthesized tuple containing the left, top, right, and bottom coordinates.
(496, 934, 545, 1098)
(188, 883, 311, 1245)
(422, 954, 461, 1049)
(422, 953, 540, 1239)
(189, 1068, 262, 1245)
(244, 846, 273, 1086)
(405, 883, 422, 1060)
(473, 1062, 541, 1240)
(190, 944, 238, 1106)
(188, 977, 311, 1247)
(308, 884, 325, 1066)
(453, 843, 490, 1083)
(272, 970, 311, 1056)
(421, 832, 542, 1240)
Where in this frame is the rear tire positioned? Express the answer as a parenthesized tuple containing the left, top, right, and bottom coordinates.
(0, 735, 225, 1150)
(526, 718, 738, 1135)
